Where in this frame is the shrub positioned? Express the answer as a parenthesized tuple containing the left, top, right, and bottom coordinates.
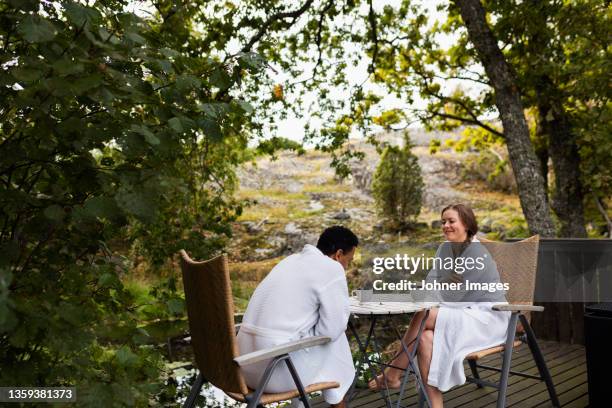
(372, 134, 424, 228)
(461, 150, 517, 193)
(0, 2, 264, 405)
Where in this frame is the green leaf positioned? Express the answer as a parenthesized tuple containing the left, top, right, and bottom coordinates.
(58, 301, 88, 326)
(63, 3, 101, 27)
(18, 15, 57, 43)
(52, 59, 84, 76)
(126, 31, 146, 44)
(210, 68, 231, 90)
(175, 74, 200, 92)
(98, 272, 119, 288)
(236, 100, 254, 114)
(166, 298, 184, 315)
(83, 197, 119, 220)
(160, 48, 180, 58)
(115, 346, 138, 367)
(200, 119, 222, 141)
(10, 0, 36, 12)
(198, 102, 228, 119)
(168, 117, 183, 133)
(238, 52, 266, 72)
(115, 189, 157, 221)
(43, 205, 65, 222)
(71, 74, 104, 94)
(156, 59, 173, 74)
(131, 124, 160, 145)
(11, 67, 41, 83)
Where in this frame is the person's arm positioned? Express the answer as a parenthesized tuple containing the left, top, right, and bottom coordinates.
(313, 275, 350, 341)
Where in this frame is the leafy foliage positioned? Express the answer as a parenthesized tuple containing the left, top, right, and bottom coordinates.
(372, 134, 424, 228)
(263, 0, 610, 236)
(0, 0, 269, 404)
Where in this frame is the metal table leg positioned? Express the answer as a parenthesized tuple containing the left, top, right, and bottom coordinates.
(349, 308, 435, 408)
(392, 309, 432, 408)
(348, 316, 392, 408)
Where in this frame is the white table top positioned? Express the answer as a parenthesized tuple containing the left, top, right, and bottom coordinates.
(349, 297, 439, 315)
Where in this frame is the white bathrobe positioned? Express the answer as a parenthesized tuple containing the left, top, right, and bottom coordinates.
(425, 238, 512, 392)
(237, 244, 355, 404)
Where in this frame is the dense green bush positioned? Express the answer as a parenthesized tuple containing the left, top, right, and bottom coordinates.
(0, 1, 264, 404)
(372, 135, 424, 228)
(461, 150, 517, 193)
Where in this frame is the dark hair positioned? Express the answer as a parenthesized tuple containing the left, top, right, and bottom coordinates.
(441, 203, 479, 242)
(316, 226, 359, 256)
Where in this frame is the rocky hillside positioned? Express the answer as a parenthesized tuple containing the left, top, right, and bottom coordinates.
(227, 130, 526, 310)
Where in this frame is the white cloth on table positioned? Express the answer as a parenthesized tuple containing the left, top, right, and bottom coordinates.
(236, 244, 355, 404)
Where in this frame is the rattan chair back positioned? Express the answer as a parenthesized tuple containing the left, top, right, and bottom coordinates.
(480, 235, 540, 305)
(179, 250, 248, 394)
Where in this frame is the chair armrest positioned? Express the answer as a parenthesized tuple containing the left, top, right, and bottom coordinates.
(234, 336, 331, 367)
(492, 304, 544, 312)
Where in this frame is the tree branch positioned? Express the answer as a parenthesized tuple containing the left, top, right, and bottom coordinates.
(367, 0, 378, 74)
(593, 192, 612, 237)
(420, 110, 504, 137)
(241, 0, 315, 53)
(312, 0, 334, 78)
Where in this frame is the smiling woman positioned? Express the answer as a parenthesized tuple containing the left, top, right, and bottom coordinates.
(441, 203, 479, 244)
(368, 203, 510, 408)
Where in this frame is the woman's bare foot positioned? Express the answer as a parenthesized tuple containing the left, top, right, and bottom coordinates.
(367, 372, 402, 391)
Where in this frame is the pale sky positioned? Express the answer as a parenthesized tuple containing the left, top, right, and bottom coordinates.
(263, 0, 482, 144)
(125, 1, 486, 144)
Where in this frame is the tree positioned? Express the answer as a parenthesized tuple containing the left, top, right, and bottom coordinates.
(372, 134, 424, 228)
(435, 0, 609, 237)
(262, 0, 610, 237)
(453, 0, 555, 236)
(0, 0, 275, 403)
(484, 0, 609, 237)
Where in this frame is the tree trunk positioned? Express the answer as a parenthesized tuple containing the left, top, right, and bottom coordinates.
(538, 104, 587, 237)
(525, 0, 587, 238)
(534, 116, 550, 200)
(455, 0, 556, 237)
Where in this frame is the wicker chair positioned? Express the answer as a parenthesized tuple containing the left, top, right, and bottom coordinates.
(179, 250, 341, 408)
(419, 235, 560, 408)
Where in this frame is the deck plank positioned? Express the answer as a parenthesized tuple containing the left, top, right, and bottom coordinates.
(311, 340, 588, 408)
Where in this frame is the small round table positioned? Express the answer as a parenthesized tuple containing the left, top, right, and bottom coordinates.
(348, 298, 439, 408)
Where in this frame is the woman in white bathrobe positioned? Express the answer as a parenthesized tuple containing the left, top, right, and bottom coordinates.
(237, 226, 359, 408)
(369, 204, 511, 408)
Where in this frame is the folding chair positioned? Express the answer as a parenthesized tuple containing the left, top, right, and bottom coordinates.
(418, 235, 559, 408)
(179, 250, 340, 408)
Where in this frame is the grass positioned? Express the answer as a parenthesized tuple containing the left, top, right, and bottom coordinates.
(236, 188, 309, 201)
(302, 182, 353, 194)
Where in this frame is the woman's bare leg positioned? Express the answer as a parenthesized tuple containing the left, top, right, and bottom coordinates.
(417, 330, 443, 408)
(368, 307, 439, 389)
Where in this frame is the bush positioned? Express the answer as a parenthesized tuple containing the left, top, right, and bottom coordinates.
(372, 134, 424, 228)
(461, 150, 517, 193)
(0, 2, 263, 405)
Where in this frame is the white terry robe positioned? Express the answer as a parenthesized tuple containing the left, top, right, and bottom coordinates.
(425, 238, 512, 392)
(236, 244, 355, 404)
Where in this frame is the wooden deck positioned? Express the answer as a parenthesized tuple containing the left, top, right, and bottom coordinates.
(311, 340, 588, 408)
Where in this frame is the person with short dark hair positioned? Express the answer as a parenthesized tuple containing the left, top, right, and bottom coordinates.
(316, 225, 359, 269)
(237, 226, 359, 408)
